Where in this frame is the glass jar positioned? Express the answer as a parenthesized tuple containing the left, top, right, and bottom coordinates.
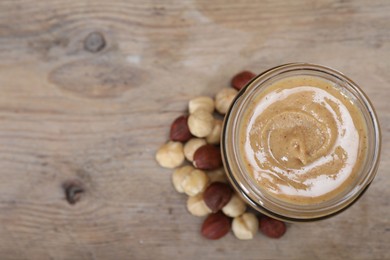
(221, 63, 381, 222)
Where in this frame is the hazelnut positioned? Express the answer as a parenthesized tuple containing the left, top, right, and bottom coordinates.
(188, 109, 214, 138)
(155, 141, 185, 168)
(207, 168, 228, 183)
(193, 144, 222, 170)
(170, 115, 192, 142)
(231, 71, 256, 91)
(172, 165, 194, 193)
(206, 119, 223, 144)
(215, 88, 238, 115)
(203, 182, 233, 212)
(222, 194, 247, 218)
(184, 138, 207, 162)
(259, 216, 287, 239)
(187, 193, 212, 217)
(201, 211, 231, 240)
(182, 169, 209, 196)
(232, 212, 259, 240)
(189, 96, 214, 114)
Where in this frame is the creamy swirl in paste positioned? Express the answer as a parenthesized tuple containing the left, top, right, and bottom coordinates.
(240, 76, 367, 204)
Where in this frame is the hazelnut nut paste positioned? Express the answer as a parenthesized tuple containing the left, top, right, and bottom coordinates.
(240, 76, 368, 204)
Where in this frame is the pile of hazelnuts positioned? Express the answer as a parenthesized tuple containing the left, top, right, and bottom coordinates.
(156, 71, 287, 240)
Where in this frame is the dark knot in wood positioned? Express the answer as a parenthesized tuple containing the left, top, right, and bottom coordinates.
(84, 32, 106, 53)
(62, 180, 85, 205)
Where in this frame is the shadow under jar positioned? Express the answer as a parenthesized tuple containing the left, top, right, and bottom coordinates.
(221, 63, 381, 222)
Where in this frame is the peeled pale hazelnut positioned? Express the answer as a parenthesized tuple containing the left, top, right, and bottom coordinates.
(231, 71, 256, 91)
(222, 194, 247, 217)
(182, 169, 209, 196)
(184, 138, 207, 162)
(207, 168, 228, 183)
(232, 212, 259, 240)
(201, 211, 231, 240)
(172, 165, 194, 193)
(189, 96, 214, 114)
(203, 182, 232, 212)
(155, 141, 185, 168)
(206, 119, 223, 144)
(215, 88, 238, 115)
(187, 193, 212, 217)
(170, 115, 192, 142)
(188, 109, 214, 138)
(193, 144, 222, 170)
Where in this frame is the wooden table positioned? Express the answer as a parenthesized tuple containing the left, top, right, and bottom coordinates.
(0, 0, 389, 259)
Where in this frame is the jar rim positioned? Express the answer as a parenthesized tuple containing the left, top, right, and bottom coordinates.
(221, 63, 381, 222)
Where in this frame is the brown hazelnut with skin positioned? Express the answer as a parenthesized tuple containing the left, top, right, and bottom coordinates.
(170, 115, 192, 142)
(231, 71, 256, 91)
(201, 211, 231, 240)
(193, 144, 222, 170)
(203, 182, 233, 212)
(259, 216, 287, 239)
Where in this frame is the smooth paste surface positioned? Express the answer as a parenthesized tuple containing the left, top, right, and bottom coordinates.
(239, 76, 367, 204)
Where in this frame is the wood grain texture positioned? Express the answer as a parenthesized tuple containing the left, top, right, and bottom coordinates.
(0, 0, 389, 259)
